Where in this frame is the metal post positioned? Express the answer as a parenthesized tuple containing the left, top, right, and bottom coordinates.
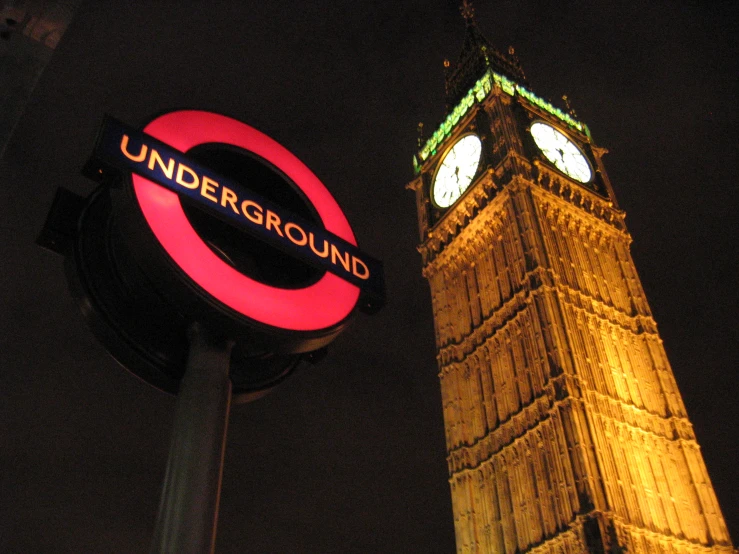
(150, 323, 233, 554)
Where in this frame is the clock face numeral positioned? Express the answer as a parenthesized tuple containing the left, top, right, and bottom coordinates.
(530, 122, 592, 184)
(432, 134, 482, 208)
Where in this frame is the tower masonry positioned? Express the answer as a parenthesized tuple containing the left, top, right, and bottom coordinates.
(407, 8, 734, 554)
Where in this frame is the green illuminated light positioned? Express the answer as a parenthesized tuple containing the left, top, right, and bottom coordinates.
(416, 68, 589, 173)
(516, 86, 585, 132)
(417, 70, 493, 164)
(493, 72, 515, 96)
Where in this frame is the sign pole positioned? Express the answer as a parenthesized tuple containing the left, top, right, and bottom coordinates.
(150, 323, 233, 554)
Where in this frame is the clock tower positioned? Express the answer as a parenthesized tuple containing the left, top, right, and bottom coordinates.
(407, 5, 734, 554)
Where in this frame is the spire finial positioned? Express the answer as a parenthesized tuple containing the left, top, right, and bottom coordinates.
(562, 95, 578, 118)
(460, 0, 476, 27)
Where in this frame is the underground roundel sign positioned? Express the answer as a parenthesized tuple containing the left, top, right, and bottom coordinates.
(89, 110, 385, 334)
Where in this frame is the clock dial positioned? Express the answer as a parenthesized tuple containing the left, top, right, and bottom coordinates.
(432, 134, 482, 208)
(530, 122, 592, 184)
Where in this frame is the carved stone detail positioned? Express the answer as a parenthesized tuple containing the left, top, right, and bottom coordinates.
(415, 163, 733, 553)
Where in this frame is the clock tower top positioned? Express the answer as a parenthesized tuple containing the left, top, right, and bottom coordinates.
(445, 0, 526, 109)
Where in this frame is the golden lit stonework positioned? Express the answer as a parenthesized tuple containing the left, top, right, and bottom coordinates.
(408, 16, 734, 554)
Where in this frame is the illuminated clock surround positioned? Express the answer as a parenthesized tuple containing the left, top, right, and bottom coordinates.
(529, 121, 593, 184)
(414, 68, 589, 172)
(431, 134, 482, 209)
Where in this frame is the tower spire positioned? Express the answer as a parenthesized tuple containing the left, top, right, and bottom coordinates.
(444, 1, 526, 109)
(460, 0, 476, 27)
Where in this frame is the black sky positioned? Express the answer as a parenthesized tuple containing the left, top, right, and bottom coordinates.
(1, 1, 737, 552)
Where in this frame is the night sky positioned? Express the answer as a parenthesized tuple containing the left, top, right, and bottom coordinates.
(1, 1, 736, 552)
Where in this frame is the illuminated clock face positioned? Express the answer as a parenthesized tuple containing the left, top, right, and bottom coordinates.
(432, 134, 482, 208)
(530, 122, 592, 183)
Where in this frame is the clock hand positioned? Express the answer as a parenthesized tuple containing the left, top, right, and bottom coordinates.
(555, 148, 568, 169)
(455, 166, 466, 194)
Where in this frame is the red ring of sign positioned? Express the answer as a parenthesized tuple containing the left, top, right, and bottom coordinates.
(132, 110, 360, 331)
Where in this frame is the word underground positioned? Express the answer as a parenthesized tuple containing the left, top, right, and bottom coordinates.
(118, 133, 370, 282)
